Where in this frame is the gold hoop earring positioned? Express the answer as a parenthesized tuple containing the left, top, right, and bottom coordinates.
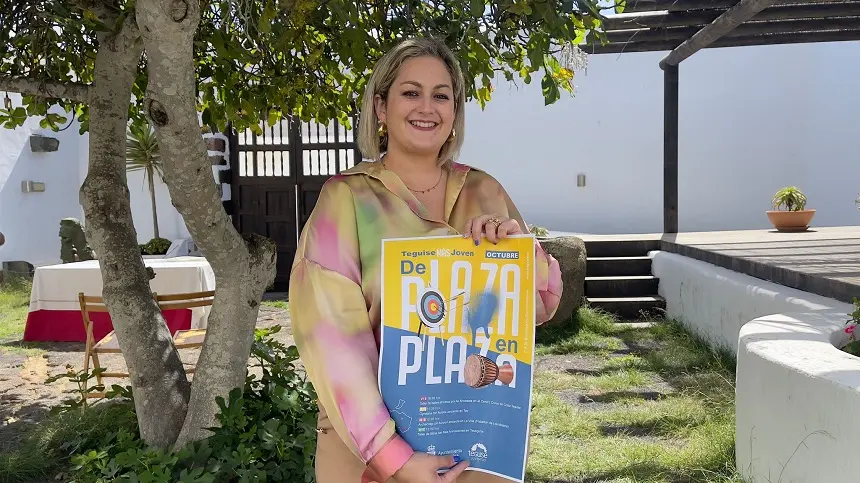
(378, 122, 387, 138)
(448, 128, 456, 142)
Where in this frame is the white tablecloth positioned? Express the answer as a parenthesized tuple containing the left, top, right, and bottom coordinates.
(29, 256, 216, 329)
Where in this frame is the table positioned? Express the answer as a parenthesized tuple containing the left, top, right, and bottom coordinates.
(23, 257, 215, 342)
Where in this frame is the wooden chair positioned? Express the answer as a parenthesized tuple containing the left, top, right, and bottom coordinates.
(156, 290, 214, 352)
(77, 293, 133, 398)
(77, 289, 214, 398)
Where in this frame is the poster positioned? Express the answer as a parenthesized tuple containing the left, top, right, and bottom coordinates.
(378, 234, 536, 482)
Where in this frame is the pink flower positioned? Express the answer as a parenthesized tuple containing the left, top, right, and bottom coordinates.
(846, 325, 856, 336)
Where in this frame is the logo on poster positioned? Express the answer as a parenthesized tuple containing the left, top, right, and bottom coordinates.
(469, 442, 488, 461)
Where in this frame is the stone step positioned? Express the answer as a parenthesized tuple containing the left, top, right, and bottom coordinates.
(583, 239, 661, 258)
(585, 275, 659, 298)
(586, 256, 652, 277)
(587, 295, 667, 320)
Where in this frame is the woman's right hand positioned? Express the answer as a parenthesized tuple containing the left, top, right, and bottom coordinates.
(392, 452, 469, 482)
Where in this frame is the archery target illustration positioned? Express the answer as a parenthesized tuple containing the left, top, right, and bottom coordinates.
(417, 287, 447, 330)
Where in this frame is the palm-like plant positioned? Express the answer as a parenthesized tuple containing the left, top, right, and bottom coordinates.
(771, 186, 808, 212)
(126, 121, 163, 238)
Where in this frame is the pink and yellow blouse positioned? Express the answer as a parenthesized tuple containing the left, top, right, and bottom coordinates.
(289, 160, 562, 482)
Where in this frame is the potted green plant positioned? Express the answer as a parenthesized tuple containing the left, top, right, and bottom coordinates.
(528, 224, 550, 240)
(767, 186, 815, 232)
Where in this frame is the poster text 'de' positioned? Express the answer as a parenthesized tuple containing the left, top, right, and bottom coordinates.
(378, 235, 536, 482)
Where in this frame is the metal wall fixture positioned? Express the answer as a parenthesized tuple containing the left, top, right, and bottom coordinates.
(576, 174, 586, 187)
(21, 180, 46, 193)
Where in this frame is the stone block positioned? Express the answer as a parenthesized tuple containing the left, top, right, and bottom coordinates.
(209, 154, 226, 166)
(205, 137, 226, 152)
(539, 235, 587, 325)
(2, 260, 34, 277)
(29, 134, 60, 152)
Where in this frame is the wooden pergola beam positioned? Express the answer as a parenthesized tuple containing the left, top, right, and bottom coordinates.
(603, 2, 860, 31)
(659, 0, 778, 68)
(583, 28, 860, 54)
(617, 0, 857, 14)
(602, 17, 860, 44)
(618, 0, 741, 13)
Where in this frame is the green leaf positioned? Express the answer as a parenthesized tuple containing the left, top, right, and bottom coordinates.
(508, 1, 532, 16)
(470, 0, 485, 17)
(258, 3, 275, 34)
(11, 107, 27, 125)
(541, 74, 561, 106)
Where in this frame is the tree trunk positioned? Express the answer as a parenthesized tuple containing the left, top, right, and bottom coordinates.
(79, 16, 191, 447)
(147, 165, 160, 239)
(136, 0, 277, 446)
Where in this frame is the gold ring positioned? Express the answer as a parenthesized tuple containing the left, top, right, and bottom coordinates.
(487, 217, 502, 227)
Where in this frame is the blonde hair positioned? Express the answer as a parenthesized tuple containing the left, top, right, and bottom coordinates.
(357, 37, 466, 164)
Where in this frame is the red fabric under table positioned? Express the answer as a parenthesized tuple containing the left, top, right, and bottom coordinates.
(23, 308, 192, 343)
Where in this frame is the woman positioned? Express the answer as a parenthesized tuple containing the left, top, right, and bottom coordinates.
(289, 37, 563, 483)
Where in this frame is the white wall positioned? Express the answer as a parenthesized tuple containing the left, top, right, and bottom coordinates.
(459, 41, 860, 234)
(0, 94, 190, 267)
(126, 167, 191, 243)
(0, 115, 86, 267)
(5, 41, 860, 264)
(650, 250, 853, 355)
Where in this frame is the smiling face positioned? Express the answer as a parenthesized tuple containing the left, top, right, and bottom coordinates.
(374, 55, 456, 160)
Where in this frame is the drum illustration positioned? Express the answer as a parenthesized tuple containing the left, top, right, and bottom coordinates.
(464, 354, 515, 388)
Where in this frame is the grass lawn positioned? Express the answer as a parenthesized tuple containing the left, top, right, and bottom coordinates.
(262, 299, 288, 310)
(0, 283, 741, 483)
(0, 274, 35, 354)
(527, 306, 741, 483)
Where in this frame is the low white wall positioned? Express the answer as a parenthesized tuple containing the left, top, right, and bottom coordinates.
(650, 251, 852, 355)
(737, 312, 860, 483)
(651, 251, 860, 482)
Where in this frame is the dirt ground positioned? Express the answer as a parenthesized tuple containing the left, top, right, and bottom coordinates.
(0, 304, 293, 450)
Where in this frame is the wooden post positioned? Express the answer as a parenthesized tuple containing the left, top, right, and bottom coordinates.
(664, 64, 679, 234)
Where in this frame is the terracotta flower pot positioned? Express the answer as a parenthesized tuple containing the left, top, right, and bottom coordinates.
(766, 209, 816, 232)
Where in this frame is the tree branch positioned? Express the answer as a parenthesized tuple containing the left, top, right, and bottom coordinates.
(0, 77, 90, 104)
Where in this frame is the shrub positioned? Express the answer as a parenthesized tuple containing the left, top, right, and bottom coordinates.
(142, 237, 172, 255)
(19, 326, 318, 483)
(0, 401, 137, 483)
(842, 298, 860, 357)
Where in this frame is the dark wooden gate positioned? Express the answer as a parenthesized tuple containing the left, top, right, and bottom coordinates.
(229, 116, 360, 291)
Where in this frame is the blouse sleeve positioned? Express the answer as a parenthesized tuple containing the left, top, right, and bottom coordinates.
(289, 176, 414, 482)
(499, 185, 563, 325)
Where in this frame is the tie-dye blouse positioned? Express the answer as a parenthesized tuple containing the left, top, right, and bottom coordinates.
(289, 160, 562, 482)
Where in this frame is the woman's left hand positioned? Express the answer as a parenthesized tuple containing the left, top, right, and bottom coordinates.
(463, 214, 522, 245)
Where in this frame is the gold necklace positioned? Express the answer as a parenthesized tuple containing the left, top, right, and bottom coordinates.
(382, 161, 444, 194)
